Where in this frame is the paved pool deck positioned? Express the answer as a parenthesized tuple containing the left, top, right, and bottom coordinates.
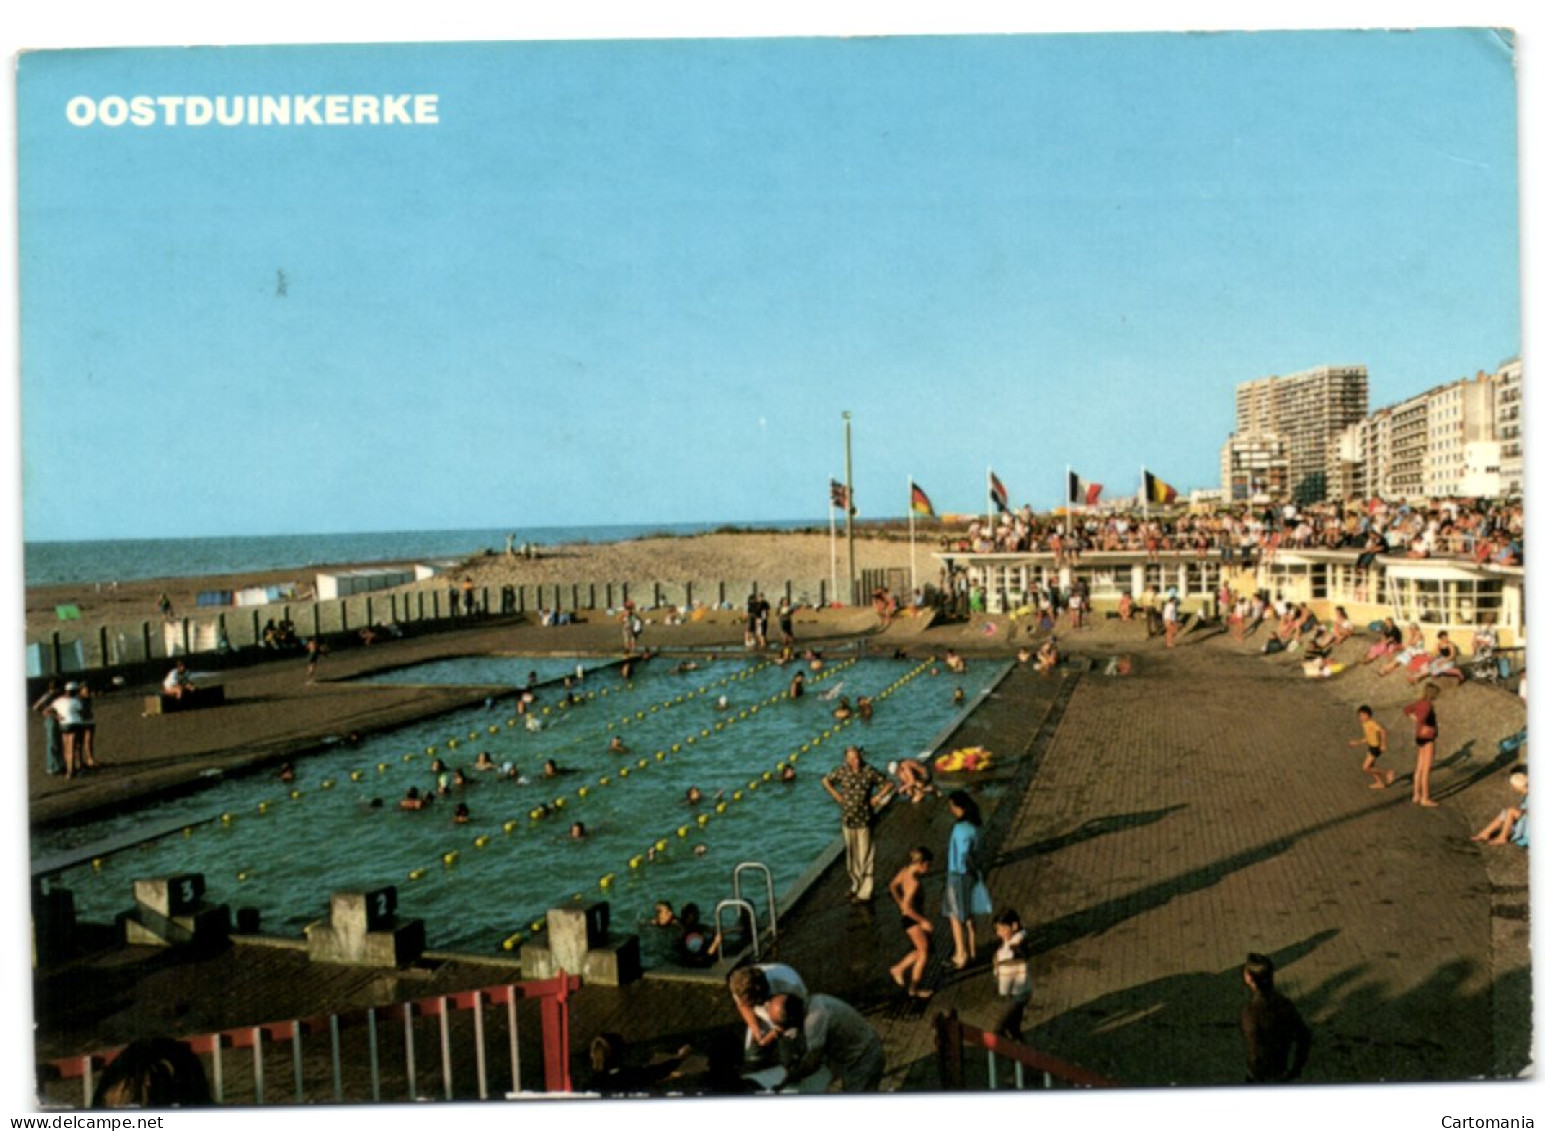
(26, 612, 1532, 1103)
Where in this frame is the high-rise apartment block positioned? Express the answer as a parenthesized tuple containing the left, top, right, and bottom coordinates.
(1227, 364, 1368, 503)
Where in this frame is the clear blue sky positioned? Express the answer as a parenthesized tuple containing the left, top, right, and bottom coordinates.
(17, 29, 1520, 539)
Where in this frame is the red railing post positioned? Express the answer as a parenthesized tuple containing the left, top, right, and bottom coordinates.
(538, 975, 575, 1092)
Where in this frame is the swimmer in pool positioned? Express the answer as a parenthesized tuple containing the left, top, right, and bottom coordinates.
(543, 759, 563, 778)
(856, 696, 874, 721)
(429, 758, 448, 775)
(570, 821, 587, 840)
(833, 697, 853, 721)
(452, 802, 471, 824)
(789, 671, 806, 699)
(953, 687, 966, 705)
(781, 764, 797, 783)
(686, 785, 704, 805)
(400, 787, 427, 811)
(609, 736, 630, 755)
(474, 751, 496, 771)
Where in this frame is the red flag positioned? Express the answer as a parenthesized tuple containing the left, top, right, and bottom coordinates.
(830, 479, 852, 512)
(989, 472, 1010, 513)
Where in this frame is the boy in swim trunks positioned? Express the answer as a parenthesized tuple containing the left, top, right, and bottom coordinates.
(886, 847, 934, 998)
(1348, 705, 1394, 789)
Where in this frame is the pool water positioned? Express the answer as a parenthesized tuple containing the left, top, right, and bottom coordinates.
(357, 655, 605, 688)
(33, 655, 1006, 958)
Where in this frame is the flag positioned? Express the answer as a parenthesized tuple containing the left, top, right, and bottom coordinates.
(1144, 469, 1179, 505)
(910, 482, 935, 517)
(830, 479, 851, 512)
(989, 472, 1010, 513)
(1068, 471, 1103, 506)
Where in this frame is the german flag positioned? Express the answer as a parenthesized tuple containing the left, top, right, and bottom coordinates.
(1144, 469, 1179, 505)
(910, 483, 936, 517)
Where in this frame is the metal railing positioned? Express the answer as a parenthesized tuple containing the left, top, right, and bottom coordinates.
(43, 974, 581, 1107)
(932, 1009, 1119, 1091)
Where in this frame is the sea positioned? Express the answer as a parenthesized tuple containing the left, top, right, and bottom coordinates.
(23, 520, 826, 588)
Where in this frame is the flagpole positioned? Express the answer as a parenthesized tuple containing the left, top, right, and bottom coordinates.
(1067, 463, 1073, 517)
(843, 412, 856, 606)
(1142, 465, 1149, 521)
(908, 476, 917, 597)
(986, 466, 993, 528)
(828, 476, 838, 607)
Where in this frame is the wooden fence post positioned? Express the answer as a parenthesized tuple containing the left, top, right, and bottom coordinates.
(933, 1009, 964, 1090)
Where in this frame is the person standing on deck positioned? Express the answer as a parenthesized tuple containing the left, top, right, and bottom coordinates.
(886, 847, 934, 998)
(50, 682, 86, 779)
(1240, 952, 1311, 1083)
(943, 790, 992, 967)
(1403, 682, 1442, 808)
(777, 596, 795, 644)
(32, 680, 64, 776)
(822, 745, 893, 903)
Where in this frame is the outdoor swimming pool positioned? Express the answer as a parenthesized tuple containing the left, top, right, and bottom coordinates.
(356, 655, 605, 688)
(33, 654, 1008, 960)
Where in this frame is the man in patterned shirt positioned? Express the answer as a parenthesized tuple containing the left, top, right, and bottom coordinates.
(822, 745, 894, 903)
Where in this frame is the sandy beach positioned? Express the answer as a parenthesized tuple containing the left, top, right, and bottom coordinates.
(24, 530, 943, 636)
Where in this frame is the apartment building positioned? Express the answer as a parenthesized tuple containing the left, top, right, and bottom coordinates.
(1426, 373, 1500, 497)
(1219, 431, 1290, 503)
(1233, 365, 1368, 503)
(1494, 356, 1523, 496)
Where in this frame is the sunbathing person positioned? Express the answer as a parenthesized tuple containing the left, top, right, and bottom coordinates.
(1379, 623, 1428, 677)
(1472, 768, 1528, 846)
(1361, 620, 1403, 665)
(1418, 631, 1464, 684)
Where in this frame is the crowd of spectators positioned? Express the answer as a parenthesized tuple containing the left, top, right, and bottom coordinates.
(941, 496, 1523, 568)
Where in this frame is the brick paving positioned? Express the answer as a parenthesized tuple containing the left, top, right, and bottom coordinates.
(26, 615, 1530, 1103)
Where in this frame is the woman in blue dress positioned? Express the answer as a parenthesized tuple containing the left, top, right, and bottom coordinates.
(943, 791, 992, 968)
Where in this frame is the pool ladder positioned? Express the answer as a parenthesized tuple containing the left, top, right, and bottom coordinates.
(714, 862, 777, 961)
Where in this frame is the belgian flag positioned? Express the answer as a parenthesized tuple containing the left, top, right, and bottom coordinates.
(1144, 469, 1179, 505)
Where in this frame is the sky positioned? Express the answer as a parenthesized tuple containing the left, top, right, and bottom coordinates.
(13, 20, 1522, 540)
(2, 5, 1541, 1127)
